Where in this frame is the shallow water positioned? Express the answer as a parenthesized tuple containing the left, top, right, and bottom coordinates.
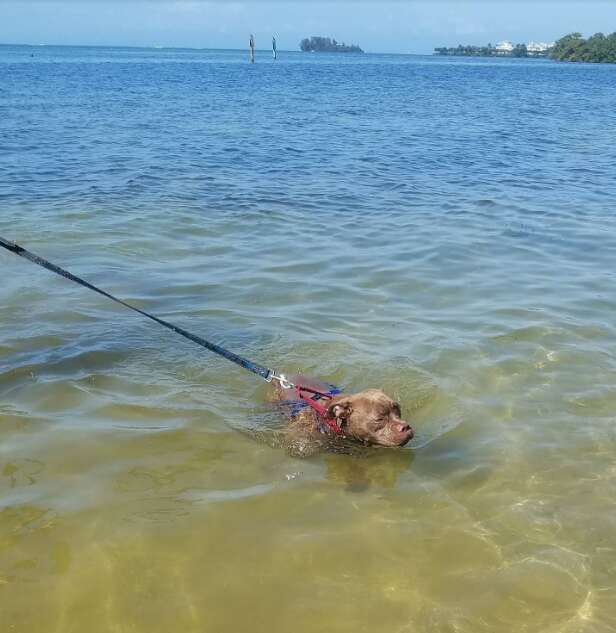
(1, 45, 616, 632)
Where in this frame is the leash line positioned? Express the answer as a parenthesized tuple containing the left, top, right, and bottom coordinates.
(0, 236, 273, 381)
(1, 236, 344, 432)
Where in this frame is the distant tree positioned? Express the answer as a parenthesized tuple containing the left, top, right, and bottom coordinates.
(299, 36, 363, 53)
(550, 33, 585, 61)
(512, 43, 528, 57)
(434, 43, 496, 57)
(550, 31, 616, 63)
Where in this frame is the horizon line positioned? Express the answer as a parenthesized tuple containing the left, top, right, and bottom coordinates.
(0, 42, 431, 55)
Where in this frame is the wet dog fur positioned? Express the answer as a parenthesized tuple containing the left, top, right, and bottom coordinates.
(274, 375, 414, 457)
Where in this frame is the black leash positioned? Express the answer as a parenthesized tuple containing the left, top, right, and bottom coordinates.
(0, 236, 285, 384)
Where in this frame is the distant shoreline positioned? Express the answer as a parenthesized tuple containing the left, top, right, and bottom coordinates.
(6, 42, 613, 62)
(435, 32, 616, 64)
(434, 41, 552, 59)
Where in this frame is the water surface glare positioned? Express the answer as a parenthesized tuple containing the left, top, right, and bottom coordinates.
(1, 45, 616, 632)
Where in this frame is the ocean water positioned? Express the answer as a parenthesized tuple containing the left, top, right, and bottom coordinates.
(1, 45, 616, 632)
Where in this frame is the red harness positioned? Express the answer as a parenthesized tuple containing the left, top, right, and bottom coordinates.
(293, 384, 344, 435)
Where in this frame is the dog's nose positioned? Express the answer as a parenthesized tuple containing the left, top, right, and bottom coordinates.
(398, 423, 412, 433)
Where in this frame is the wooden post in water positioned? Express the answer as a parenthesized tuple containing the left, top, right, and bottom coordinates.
(249, 34, 255, 63)
(272, 36, 277, 60)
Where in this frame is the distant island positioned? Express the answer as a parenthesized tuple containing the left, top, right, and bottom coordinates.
(300, 36, 364, 53)
(549, 32, 616, 63)
(435, 40, 553, 58)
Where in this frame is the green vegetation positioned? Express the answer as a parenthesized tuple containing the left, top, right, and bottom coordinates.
(300, 36, 363, 53)
(434, 43, 544, 58)
(550, 32, 616, 63)
(434, 45, 495, 57)
(512, 44, 529, 58)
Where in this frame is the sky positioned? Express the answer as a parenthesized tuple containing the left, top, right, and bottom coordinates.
(1, 1, 615, 54)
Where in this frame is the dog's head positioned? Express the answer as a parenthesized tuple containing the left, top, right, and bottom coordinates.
(325, 390, 413, 447)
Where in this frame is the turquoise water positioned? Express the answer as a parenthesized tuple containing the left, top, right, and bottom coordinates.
(1, 45, 616, 632)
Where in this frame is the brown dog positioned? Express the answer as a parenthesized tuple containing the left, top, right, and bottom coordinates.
(274, 374, 414, 456)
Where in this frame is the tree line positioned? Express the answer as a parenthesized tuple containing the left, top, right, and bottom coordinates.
(434, 44, 533, 58)
(300, 37, 363, 53)
(549, 32, 616, 63)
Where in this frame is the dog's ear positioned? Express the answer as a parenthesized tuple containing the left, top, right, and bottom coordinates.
(326, 397, 353, 427)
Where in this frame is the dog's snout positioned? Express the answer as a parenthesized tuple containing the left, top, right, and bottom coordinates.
(398, 423, 412, 434)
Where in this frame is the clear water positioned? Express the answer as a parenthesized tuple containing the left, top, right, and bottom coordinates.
(1, 45, 616, 632)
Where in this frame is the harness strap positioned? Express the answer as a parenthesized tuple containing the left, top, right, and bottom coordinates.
(294, 385, 344, 435)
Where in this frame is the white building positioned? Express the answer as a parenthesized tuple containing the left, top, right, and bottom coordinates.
(495, 40, 514, 53)
(527, 41, 555, 54)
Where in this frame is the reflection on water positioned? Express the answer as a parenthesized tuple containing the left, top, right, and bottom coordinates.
(2, 46, 616, 632)
(324, 449, 414, 492)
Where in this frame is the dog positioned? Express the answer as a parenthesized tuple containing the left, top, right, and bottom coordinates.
(273, 374, 414, 457)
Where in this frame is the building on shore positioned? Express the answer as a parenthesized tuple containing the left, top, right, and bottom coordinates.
(434, 38, 554, 58)
(495, 40, 514, 54)
(526, 41, 555, 55)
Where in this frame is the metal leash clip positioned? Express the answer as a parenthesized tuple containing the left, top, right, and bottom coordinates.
(265, 370, 295, 390)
